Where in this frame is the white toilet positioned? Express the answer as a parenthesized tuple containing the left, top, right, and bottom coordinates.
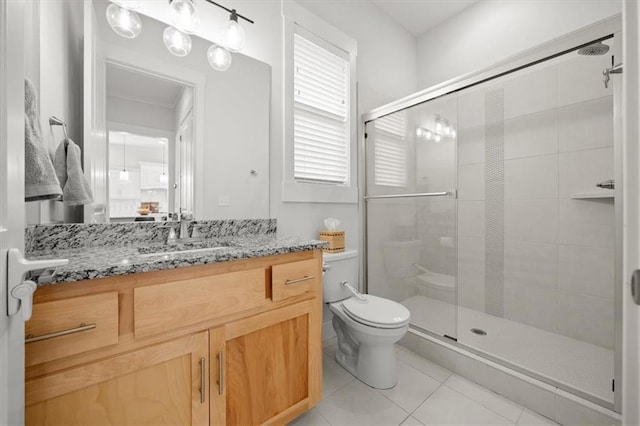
(324, 250, 410, 389)
(415, 265, 456, 304)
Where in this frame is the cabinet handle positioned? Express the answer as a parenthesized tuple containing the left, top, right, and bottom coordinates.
(217, 351, 224, 395)
(25, 323, 96, 344)
(285, 275, 315, 285)
(199, 357, 206, 404)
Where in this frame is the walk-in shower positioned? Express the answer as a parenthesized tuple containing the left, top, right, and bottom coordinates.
(363, 31, 621, 413)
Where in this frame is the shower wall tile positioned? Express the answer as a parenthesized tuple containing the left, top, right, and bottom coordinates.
(458, 88, 486, 129)
(458, 201, 485, 238)
(558, 291, 614, 349)
(558, 245, 615, 300)
(559, 199, 615, 248)
(504, 109, 559, 160)
(458, 236, 486, 312)
(558, 96, 613, 152)
(458, 163, 485, 200)
(504, 199, 559, 243)
(458, 126, 485, 165)
(504, 65, 558, 119)
(558, 54, 613, 107)
(504, 281, 559, 333)
(505, 155, 559, 200)
(559, 147, 614, 198)
(504, 240, 558, 289)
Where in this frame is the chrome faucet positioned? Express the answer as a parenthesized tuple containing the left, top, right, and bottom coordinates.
(179, 212, 193, 239)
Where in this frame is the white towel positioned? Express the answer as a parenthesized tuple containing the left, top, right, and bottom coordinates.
(54, 138, 94, 206)
(24, 78, 63, 201)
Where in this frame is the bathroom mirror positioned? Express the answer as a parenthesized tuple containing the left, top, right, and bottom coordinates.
(85, 0, 271, 222)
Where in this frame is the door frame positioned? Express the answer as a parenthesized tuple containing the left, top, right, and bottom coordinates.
(0, 0, 26, 424)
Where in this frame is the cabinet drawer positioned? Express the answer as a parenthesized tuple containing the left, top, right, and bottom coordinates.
(134, 267, 269, 339)
(26, 292, 119, 366)
(272, 259, 319, 302)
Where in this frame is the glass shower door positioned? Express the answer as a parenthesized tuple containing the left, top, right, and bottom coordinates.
(365, 94, 458, 340)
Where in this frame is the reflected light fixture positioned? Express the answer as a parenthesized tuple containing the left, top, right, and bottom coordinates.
(221, 9, 246, 52)
(159, 141, 169, 184)
(106, 2, 142, 39)
(119, 133, 130, 182)
(207, 44, 232, 71)
(111, 0, 141, 10)
(163, 26, 192, 57)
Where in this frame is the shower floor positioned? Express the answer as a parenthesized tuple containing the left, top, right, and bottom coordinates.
(402, 294, 614, 406)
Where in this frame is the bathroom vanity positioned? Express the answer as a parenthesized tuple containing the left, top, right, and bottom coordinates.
(23, 222, 324, 425)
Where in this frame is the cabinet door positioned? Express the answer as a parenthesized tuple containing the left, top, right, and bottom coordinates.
(26, 332, 209, 426)
(224, 300, 322, 425)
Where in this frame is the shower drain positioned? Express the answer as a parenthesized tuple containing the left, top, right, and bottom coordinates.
(470, 328, 487, 336)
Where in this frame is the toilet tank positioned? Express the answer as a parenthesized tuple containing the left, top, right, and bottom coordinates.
(323, 249, 358, 303)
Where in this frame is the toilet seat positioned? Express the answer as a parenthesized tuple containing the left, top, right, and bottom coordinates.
(341, 295, 410, 329)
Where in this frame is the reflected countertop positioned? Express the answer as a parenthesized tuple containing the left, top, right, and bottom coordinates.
(27, 235, 327, 285)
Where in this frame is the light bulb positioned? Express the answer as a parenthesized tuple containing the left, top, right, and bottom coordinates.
(425, 130, 433, 140)
(111, 0, 141, 10)
(434, 134, 442, 143)
(159, 173, 169, 184)
(222, 15, 246, 52)
(106, 3, 142, 39)
(207, 44, 232, 71)
(451, 128, 457, 138)
(169, 0, 199, 34)
(435, 121, 443, 133)
(416, 128, 423, 137)
(443, 125, 451, 136)
(163, 26, 192, 57)
(119, 169, 130, 181)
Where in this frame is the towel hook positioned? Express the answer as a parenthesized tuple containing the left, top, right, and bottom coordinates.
(49, 116, 69, 139)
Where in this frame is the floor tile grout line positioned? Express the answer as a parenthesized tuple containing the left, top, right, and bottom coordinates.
(396, 351, 454, 384)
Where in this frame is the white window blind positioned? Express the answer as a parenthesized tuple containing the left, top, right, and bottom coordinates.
(294, 32, 350, 184)
(374, 112, 407, 187)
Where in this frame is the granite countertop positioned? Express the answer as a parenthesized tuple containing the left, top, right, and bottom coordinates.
(28, 235, 326, 285)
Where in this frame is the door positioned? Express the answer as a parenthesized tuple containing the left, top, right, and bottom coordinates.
(623, 2, 640, 424)
(25, 332, 209, 426)
(0, 1, 27, 425)
(224, 302, 318, 425)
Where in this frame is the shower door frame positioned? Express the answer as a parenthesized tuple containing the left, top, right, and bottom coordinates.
(361, 15, 623, 412)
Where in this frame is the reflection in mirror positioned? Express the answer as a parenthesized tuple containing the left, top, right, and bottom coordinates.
(105, 62, 194, 221)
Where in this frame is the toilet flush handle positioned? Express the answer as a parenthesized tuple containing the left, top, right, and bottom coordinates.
(341, 281, 367, 302)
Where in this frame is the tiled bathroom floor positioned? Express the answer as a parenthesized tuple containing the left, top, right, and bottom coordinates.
(289, 340, 560, 426)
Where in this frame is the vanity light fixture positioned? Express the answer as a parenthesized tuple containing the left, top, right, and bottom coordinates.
(106, 0, 254, 71)
(106, 2, 142, 39)
(119, 133, 130, 182)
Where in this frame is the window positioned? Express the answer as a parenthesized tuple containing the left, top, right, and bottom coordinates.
(293, 33, 350, 184)
(283, 2, 357, 203)
(373, 112, 407, 187)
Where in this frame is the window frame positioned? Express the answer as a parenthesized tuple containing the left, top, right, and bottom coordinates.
(283, 1, 358, 203)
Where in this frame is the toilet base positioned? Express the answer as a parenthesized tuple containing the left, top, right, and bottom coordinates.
(331, 314, 402, 389)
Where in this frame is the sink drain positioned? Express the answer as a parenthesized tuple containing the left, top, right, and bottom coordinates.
(470, 328, 487, 336)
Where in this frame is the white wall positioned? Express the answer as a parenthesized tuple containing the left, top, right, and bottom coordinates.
(417, 0, 621, 89)
(106, 96, 175, 133)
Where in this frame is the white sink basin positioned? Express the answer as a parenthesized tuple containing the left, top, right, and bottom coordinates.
(138, 246, 229, 258)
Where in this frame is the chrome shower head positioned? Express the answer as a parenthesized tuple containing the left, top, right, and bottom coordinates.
(577, 42, 610, 56)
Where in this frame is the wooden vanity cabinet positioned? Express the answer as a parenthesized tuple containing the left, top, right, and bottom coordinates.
(25, 250, 323, 426)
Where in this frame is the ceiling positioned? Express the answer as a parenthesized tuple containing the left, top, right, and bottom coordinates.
(371, 0, 480, 37)
(106, 64, 185, 109)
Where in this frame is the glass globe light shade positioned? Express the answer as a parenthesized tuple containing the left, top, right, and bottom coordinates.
(119, 169, 130, 182)
(434, 134, 442, 143)
(222, 18, 246, 52)
(415, 128, 423, 137)
(111, 0, 141, 10)
(106, 3, 142, 39)
(425, 130, 433, 140)
(170, 0, 199, 34)
(163, 26, 192, 57)
(207, 44, 232, 71)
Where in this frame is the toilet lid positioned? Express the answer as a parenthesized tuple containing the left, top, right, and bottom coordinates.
(342, 295, 410, 329)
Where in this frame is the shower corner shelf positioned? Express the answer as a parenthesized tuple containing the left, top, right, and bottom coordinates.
(570, 192, 615, 200)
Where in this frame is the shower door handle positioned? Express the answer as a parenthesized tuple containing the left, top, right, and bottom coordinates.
(631, 270, 640, 306)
